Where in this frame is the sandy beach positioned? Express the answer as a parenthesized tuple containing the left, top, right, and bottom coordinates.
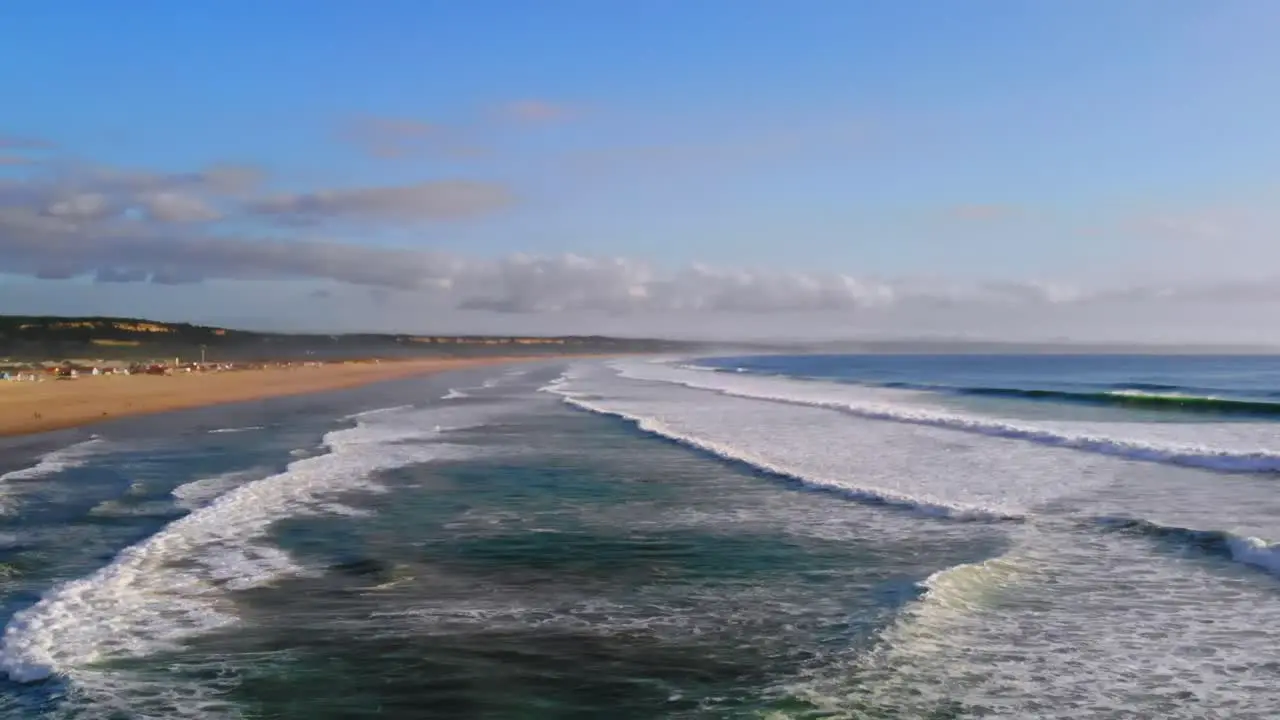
(0, 357, 538, 438)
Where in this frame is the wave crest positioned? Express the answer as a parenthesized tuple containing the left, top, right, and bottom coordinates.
(1093, 516, 1280, 577)
(551, 390, 1018, 521)
(955, 386, 1280, 416)
(613, 363, 1280, 474)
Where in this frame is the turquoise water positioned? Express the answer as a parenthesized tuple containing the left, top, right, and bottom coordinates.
(699, 354, 1280, 400)
(699, 353, 1280, 422)
(2, 357, 1279, 718)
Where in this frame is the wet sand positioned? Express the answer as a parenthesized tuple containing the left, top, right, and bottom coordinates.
(0, 357, 540, 437)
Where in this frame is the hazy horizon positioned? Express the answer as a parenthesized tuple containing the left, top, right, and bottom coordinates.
(10, 312, 1280, 355)
(3, 2, 1279, 344)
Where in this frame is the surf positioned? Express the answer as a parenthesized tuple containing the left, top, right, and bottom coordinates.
(0, 437, 107, 515)
(0, 438, 104, 484)
(612, 360, 1280, 474)
(554, 392, 1019, 521)
(953, 385, 1280, 416)
(207, 426, 265, 434)
(553, 361, 1280, 582)
(0, 404, 486, 685)
(544, 366, 1143, 521)
(1092, 516, 1280, 577)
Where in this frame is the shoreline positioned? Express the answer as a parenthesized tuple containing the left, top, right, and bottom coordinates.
(0, 356, 572, 439)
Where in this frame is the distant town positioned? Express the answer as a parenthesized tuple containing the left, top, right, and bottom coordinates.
(0, 315, 721, 371)
(0, 357, 387, 382)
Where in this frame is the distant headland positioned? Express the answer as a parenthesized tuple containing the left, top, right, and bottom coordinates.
(0, 315, 714, 364)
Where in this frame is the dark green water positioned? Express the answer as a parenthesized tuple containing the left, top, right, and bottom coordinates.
(0, 365, 1012, 718)
(161, 405, 999, 718)
(5, 360, 1278, 717)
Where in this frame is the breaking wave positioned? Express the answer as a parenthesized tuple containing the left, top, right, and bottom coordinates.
(550, 391, 1017, 521)
(0, 438, 106, 515)
(615, 364, 1280, 474)
(1094, 516, 1280, 577)
(0, 405, 470, 685)
(952, 386, 1280, 416)
(0, 438, 104, 484)
(693, 360, 1280, 416)
(170, 468, 270, 511)
(343, 404, 413, 420)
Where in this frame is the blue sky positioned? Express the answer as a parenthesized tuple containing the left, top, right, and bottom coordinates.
(2, 1, 1278, 340)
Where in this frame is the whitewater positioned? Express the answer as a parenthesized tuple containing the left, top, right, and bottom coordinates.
(0, 396, 517, 716)
(546, 358, 1280, 717)
(1, 358, 1277, 718)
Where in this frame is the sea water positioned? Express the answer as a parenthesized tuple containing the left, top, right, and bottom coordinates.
(0, 355, 1276, 718)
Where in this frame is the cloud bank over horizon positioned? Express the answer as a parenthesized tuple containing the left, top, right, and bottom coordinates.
(2, 138, 1280, 345)
(3, 2, 1279, 343)
(1, 149, 1276, 331)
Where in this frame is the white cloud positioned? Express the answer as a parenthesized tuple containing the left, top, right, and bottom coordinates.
(5, 147, 1280, 342)
(4, 167, 1280, 321)
(44, 192, 111, 220)
(247, 181, 514, 223)
(140, 191, 222, 223)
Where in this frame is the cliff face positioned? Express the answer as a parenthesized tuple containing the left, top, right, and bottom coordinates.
(0, 315, 700, 361)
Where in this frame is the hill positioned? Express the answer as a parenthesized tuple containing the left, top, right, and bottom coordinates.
(0, 316, 708, 362)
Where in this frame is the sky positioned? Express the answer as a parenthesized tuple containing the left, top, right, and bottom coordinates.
(2, 1, 1279, 342)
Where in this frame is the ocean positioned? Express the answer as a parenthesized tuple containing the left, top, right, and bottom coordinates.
(0, 354, 1277, 718)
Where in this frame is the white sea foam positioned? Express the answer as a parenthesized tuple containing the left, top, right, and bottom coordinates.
(536, 372, 569, 393)
(0, 403, 492, 685)
(1227, 535, 1280, 575)
(610, 360, 1280, 473)
(559, 360, 1280, 575)
(550, 359, 1280, 716)
(88, 499, 182, 519)
(170, 468, 269, 511)
(915, 553, 1026, 614)
(343, 404, 413, 420)
(557, 394, 1012, 520)
(441, 388, 469, 400)
(1091, 516, 1280, 578)
(547, 369, 1125, 520)
(312, 501, 375, 518)
(0, 437, 104, 483)
(0, 437, 107, 515)
(207, 426, 264, 434)
(802, 523, 1280, 718)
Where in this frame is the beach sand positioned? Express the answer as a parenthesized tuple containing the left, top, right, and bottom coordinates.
(0, 357, 538, 438)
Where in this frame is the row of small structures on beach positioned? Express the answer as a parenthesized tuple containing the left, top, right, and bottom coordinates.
(0, 358, 348, 381)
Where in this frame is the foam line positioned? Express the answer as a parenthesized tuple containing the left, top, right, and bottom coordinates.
(0, 438, 106, 515)
(343, 404, 413, 420)
(1094, 516, 1280, 577)
(551, 390, 1016, 521)
(614, 363, 1280, 474)
(0, 438, 104, 483)
(170, 468, 268, 511)
(0, 405, 451, 684)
